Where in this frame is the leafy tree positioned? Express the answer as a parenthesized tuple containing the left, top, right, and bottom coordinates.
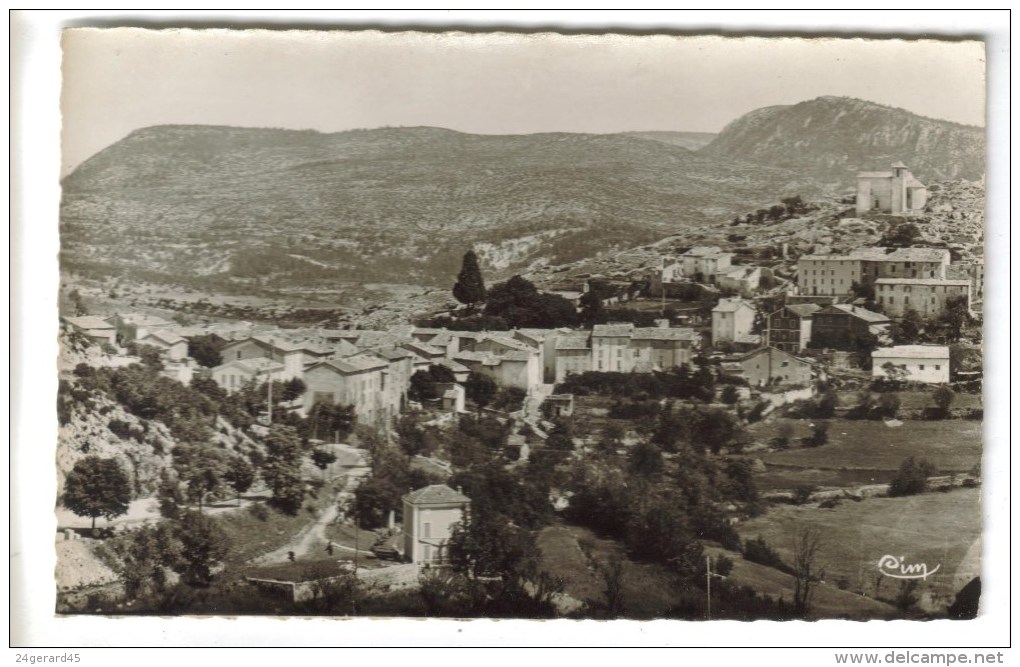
(187, 335, 224, 368)
(171, 443, 230, 512)
(281, 377, 307, 402)
(310, 448, 338, 478)
(890, 308, 925, 344)
(627, 440, 663, 478)
(223, 455, 255, 506)
(932, 386, 955, 418)
(262, 425, 307, 514)
(306, 401, 356, 442)
(408, 364, 457, 402)
(888, 456, 938, 497)
(126, 342, 165, 371)
(935, 295, 973, 342)
(464, 371, 497, 413)
(452, 249, 487, 307)
(483, 275, 579, 328)
(545, 418, 574, 452)
(802, 422, 829, 448)
(879, 222, 922, 247)
(578, 290, 605, 327)
(720, 384, 740, 405)
(174, 509, 231, 586)
(110, 522, 179, 600)
(69, 288, 88, 316)
(62, 456, 132, 531)
(351, 476, 402, 529)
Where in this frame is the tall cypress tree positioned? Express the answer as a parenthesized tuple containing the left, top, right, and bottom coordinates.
(453, 249, 487, 306)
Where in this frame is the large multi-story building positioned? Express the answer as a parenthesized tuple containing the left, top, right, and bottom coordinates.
(874, 278, 972, 317)
(765, 304, 821, 353)
(797, 247, 951, 297)
(810, 304, 890, 350)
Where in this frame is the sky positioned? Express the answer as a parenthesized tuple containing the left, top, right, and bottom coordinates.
(60, 29, 986, 176)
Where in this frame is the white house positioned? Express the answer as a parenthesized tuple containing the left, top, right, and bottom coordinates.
(136, 330, 189, 361)
(711, 298, 757, 346)
(872, 345, 950, 384)
(62, 315, 117, 346)
(211, 358, 287, 392)
(402, 485, 471, 565)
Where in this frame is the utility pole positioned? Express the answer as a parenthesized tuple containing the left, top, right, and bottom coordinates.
(706, 553, 712, 621)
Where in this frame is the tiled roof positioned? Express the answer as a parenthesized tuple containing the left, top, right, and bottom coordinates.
(785, 303, 822, 318)
(682, 246, 724, 257)
(848, 247, 949, 263)
(436, 358, 470, 374)
(873, 345, 950, 360)
(217, 358, 285, 374)
(592, 323, 635, 337)
(140, 330, 185, 345)
(403, 484, 470, 505)
(825, 304, 891, 323)
(117, 312, 172, 326)
(713, 298, 754, 313)
(313, 355, 388, 374)
(874, 278, 971, 286)
(399, 341, 445, 357)
(555, 334, 591, 350)
(733, 333, 761, 345)
(64, 315, 115, 330)
(631, 327, 698, 340)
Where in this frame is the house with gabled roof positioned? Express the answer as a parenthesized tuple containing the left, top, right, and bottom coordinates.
(721, 347, 813, 388)
(302, 355, 392, 426)
(62, 315, 117, 346)
(211, 358, 287, 392)
(402, 485, 470, 565)
(136, 329, 188, 361)
(872, 345, 950, 384)
(711, 298, 756, 346)
(553, 333, 592, 382)
(766, 303, 821, 353)
(810, 304, 890, 351)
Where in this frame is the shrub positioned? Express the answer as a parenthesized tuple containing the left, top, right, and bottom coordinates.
(742, 536, 789, 573)
(888, 457, 938, 497)
(792, 485, 816, 505)
(248, 502, 270, 521)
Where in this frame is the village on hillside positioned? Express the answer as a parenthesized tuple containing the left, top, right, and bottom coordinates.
(54, 159, 984, 620)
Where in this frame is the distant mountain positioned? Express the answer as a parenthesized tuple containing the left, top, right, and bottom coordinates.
(621, 131, 717, 151)
(700, 96, 985, 186)
(60, 125, 818, 288)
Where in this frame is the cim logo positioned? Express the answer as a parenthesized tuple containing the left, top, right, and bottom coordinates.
(877, 554, 941, 580)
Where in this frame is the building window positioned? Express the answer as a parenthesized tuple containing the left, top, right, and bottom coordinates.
(919, 365, 925, 371)
(935, 365, 941, 371)
(423, 522, 431, 538)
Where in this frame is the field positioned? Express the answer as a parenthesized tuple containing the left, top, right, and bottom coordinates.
(703, 545, 896, 620)
(749, 418, 982, 491)
(736, 487, 981, 614)
(536, 522, 681, 619)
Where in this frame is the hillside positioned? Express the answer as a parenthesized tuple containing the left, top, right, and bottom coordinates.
(700, 96, 985, 186)
(59, 125, 822, 289)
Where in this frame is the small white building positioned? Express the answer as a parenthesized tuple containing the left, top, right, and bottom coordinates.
(711, 297, 757, 346)
(679, 246, 734, 283)
(136, 330, 189, 361)
(402, 485, 471, 565)
(716, 265, 762, 297)
(872, 345, 950, 384)
(62, 315, 118, 346)
(211, 357, 287, 392)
